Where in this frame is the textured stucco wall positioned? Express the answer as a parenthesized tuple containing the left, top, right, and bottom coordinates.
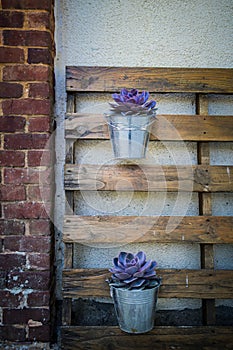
(59, 0, 233, 68)
(54, 0, 233, 311)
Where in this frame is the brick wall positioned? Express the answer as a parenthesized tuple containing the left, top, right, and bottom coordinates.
(0, 0, 55, 348)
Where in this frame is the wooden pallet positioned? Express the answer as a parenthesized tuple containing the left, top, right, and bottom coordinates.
(62, 66, 233, 348)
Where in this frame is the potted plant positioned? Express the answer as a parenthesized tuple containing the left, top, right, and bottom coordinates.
(105, 89, 157, 159)
(107, 251, 161, 334)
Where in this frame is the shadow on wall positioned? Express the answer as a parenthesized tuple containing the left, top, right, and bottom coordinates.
(72, 299, 233, 327)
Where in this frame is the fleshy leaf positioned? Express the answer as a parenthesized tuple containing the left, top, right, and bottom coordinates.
(129, 278, 145, 289)
(110, 88, 157, 116)
(114, 272, 131, 280)
(125, 266, 138, 275)
(143, 271, 156, 278)
(118, 252, 127, 266)
(138, 259, 152, 272)
(107, 250, 160, 290)
(135, 251, 146, 266)
(123, 276, 138, 284)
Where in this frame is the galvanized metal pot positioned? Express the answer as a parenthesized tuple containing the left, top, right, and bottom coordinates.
(105, 114, 156, 159)
(110, 284, 160, 334)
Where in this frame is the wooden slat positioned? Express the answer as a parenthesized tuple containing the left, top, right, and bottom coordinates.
(66, 66, 233, 93)
(62, 268, 233, 299)
(62, 299, 72, 326)
(63, 93, 75, 327)
(64, 164, 233, 192)
(65, 113, 233, 141)
(65, 94, 76, 215)
(61, 326, 233, 350)
(196, 93, 216, 325)
(63, 215, 233, 244)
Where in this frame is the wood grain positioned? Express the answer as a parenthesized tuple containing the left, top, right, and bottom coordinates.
(63, 94, 75, 326)
(62, 67, 233, 340)
(65, 113, 233, 141)
(61, 326, 233, 350)
(62, 268, 233, 299)
(196, 94, 215, 325)
(63, 215, 233, 244)
(64, 164, 233, 192)
(66, 66, 233, 93)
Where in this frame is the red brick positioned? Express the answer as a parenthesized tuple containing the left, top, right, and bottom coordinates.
(29, 82, 50, 98)
(26, 12, 50, 29)
(7, 271, 50, 290)
(0, 116, 25, 132)
(3, 308, 50, 325)
(0, 253, 26, 270)
(0, 150, 25, 166)
(28, 48, 52, 64)
(0, 47, 24, 62)
(4, 169, 53, 193)
(0, 290, 24, 307)
(27, 185, 41, 201)
(3, 65, 51, 82)
(0, 271, 7, 289)
(28, 325, 50, 342)
(0, 219, 25, 235)
(4, 236, 50, 253)
(29, 220, 51, 235)
(3, 99, 51, 115)
(0, 82, 23, 98)
(0, 325, 26, 342)
(2, 0, 52, 11)
(4, 168, 38, 184)
(28, 185, 52, 202)
(3, 30, 52, 48)
(4, 133, 50, 150)
(28, 253, 50, 270)
(27, 291, 50, 307)
(28, 150, 51, 166)
(0, 11, 24, 28)
(3, 202, 49, 219)
(28, 117, 51, 132)
(0, 184, 26, 201)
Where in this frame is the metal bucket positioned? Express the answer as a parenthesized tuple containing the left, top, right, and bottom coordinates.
(110, 285, 160, 334)
(105, 114, 156, 159)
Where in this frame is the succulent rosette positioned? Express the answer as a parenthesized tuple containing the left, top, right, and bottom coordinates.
(108, 251, 161, 290)
(109, 88, 157, 116)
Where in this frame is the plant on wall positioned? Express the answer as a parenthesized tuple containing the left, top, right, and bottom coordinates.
(109, 88, 157, 115)
(107, 251, 161, 334)
(105, 89, 157, 159)
(108, 250, 160, 289)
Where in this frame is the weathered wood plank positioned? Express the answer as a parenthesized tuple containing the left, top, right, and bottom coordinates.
(66, 66, 233, 93)
(63, 91, 75, 327)
(62, 269, 233, 299)
(62, 298, 72, 326)
(64, 243, 73, 268)
(64, 164, 233, 192)
(196, 93, 216, 325)
(63, 215, 233, 244)
(61, 326, 233, 350)
(65, 113, 233, 141)
(65, 94, 76, 215)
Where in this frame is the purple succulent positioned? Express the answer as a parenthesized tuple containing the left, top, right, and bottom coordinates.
(108, 251, 161, 290)
(109, 88, 157, 116)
